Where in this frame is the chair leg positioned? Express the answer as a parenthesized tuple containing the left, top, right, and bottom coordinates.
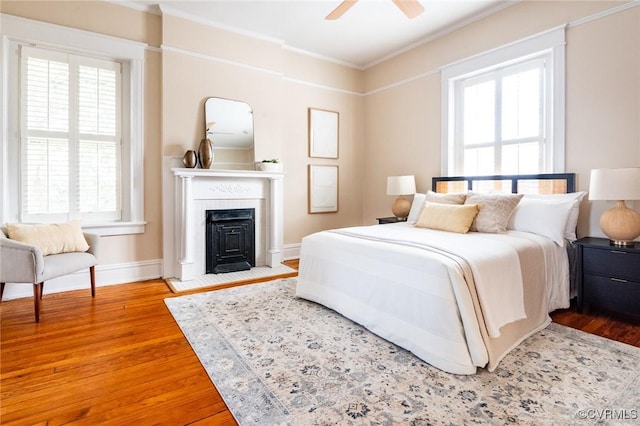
(1, 282, 5, 300)
(90, 265, 96, 298)
(33, 283, 42, 323)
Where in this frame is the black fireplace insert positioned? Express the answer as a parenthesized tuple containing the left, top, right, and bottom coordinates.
(205, 208, 255, 274)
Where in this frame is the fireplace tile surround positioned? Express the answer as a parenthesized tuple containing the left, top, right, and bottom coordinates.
(166, 167, 284, 282)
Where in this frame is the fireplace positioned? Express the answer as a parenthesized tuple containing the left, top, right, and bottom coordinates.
(166, 167, 284, 282)
(206, 208, 255, 274)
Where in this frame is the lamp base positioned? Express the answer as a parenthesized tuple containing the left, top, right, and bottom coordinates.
(391, 196, 411, 221)
(608, 239, 637, 247)
(600, 200, 640, 246)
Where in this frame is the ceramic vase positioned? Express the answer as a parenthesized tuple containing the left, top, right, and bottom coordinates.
(198, 138, 213, 169)
(182, 150, 197, 168)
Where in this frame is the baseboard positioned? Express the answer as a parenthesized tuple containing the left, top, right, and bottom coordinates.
(282, 243, 301, 261)
(1, 259, 163, 300)
(1, 246, 301, 301)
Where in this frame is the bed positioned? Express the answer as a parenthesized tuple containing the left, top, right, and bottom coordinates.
(296, 173, 584, 375)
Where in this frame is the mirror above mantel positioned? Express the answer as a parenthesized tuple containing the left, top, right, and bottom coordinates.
(204, 97, 255, 170)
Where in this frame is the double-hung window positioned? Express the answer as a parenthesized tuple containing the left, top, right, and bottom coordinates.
(442, 27, 565, 176)
(1, 14, 145, 235)
(21, 46, 121, 223)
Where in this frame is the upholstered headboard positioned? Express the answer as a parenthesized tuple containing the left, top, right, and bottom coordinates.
(432, 173, 576, 194)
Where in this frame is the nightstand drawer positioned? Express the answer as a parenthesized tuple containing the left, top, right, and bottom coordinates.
(583, 274, 640, 316)
(583, 247, 640, 281)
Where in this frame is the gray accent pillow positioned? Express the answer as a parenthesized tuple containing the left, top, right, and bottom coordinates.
(465, 192, 524, 233)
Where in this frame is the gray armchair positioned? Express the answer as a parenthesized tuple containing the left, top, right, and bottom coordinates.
(0, 227, 99, 322)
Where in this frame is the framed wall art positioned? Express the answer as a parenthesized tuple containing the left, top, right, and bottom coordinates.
(308, 165, 339, 213)
(308, 108, 339, 159)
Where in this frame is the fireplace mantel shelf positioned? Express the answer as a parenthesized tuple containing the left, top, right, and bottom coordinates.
(172, 168, 283, 179)
(170, 168, 284, 281)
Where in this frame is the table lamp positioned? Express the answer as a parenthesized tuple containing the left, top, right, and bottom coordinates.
(589, 167, 640, 246)
(387, 175, 416, 221)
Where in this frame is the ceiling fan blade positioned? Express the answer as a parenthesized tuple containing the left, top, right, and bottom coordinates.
(392, 0, 425, 19)
(326, 0, 358, 20)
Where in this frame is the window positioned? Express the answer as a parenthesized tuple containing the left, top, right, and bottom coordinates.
(21, 46, 121, 223)
(1, 14, 145, 235)
(442, 27, 565, 176)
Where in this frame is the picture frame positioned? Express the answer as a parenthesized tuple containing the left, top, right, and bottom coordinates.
(308, 108, 339, 159)
(308, 165, 339, 214)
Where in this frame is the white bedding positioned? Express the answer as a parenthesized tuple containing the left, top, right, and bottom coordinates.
(295, 222, 570, 375)
(331, 225, 527, 338)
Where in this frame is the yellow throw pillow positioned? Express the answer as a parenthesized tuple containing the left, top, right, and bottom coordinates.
(414, 201, 480, 234)
(7, 221, 90, 256)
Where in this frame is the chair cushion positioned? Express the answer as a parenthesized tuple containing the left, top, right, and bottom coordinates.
(41, 252, 97, 282)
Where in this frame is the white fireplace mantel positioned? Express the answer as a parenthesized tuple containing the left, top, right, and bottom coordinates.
(169, 168, 284, 281)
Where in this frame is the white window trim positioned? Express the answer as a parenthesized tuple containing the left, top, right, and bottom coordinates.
(1, 13, 146, 235)
(441, 25, 566, 176)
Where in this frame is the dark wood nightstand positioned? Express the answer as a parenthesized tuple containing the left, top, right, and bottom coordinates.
(376, 217, 405, 224)
(575, 237, 640, 317)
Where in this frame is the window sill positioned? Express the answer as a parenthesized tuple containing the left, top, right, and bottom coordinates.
(83, 221, 146, 236)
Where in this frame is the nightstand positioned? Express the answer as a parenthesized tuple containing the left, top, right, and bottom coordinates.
(376, 217, 404, 224)
(575, 237, 640, 317)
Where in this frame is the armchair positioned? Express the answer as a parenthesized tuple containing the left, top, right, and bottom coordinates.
(0, 227, 99, 322)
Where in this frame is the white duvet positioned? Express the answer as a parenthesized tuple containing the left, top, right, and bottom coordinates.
(295, 223, 570, 374)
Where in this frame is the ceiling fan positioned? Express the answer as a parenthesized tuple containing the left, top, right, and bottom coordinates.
(326, 0, 425, 20)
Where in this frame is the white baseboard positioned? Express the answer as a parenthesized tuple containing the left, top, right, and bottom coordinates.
(1, 246, 302, 301)
(283, 243, 301, 261)
(1, 259, 163, 300)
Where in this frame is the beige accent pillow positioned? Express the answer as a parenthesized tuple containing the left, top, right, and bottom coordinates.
(7, 221, 90, 256)
(424, 190, 467, 205)
(465, 192, 524, 233)
(414, 201, 480, 234)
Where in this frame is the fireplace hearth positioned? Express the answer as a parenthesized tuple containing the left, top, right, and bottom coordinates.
(206, 208, 255, 274)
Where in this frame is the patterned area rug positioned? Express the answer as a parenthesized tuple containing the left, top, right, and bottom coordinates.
(164, 279, 640, 425)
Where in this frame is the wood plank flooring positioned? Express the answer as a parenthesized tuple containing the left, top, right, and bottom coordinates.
(2, 259, 638, 425)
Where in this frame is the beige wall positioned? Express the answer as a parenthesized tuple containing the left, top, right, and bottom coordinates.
(363, 1, 639, 239)
(2, 1, 366, 269)
(160, 14, 366, 246)
(2, 0, 639, 275)
(1, 1, 165, 266)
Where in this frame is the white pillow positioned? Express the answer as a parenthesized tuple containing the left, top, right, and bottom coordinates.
(424, 190, 467, 205)
(508, 197, 576, 245)
(522, 191, 587, 241)
(407, 193, 426, 223)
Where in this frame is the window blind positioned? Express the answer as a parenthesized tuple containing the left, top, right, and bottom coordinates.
(21, 46, 121, 223)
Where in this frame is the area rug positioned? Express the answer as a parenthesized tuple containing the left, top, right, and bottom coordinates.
(165, 264, 297, 293)
(164, 279, 640, 425)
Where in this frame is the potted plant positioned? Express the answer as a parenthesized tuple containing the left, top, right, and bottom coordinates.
(256, 159, 282, 172)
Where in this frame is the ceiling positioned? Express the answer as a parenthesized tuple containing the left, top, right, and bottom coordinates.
(132, 0, 512, 69)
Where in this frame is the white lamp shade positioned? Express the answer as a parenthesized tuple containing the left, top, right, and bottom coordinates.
(387, 175, 416, 195)
(589, 168, 640, 201)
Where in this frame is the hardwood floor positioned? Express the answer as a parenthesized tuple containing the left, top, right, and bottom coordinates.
(1, 259, 638, 425)
(551, 303, 640, 347)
